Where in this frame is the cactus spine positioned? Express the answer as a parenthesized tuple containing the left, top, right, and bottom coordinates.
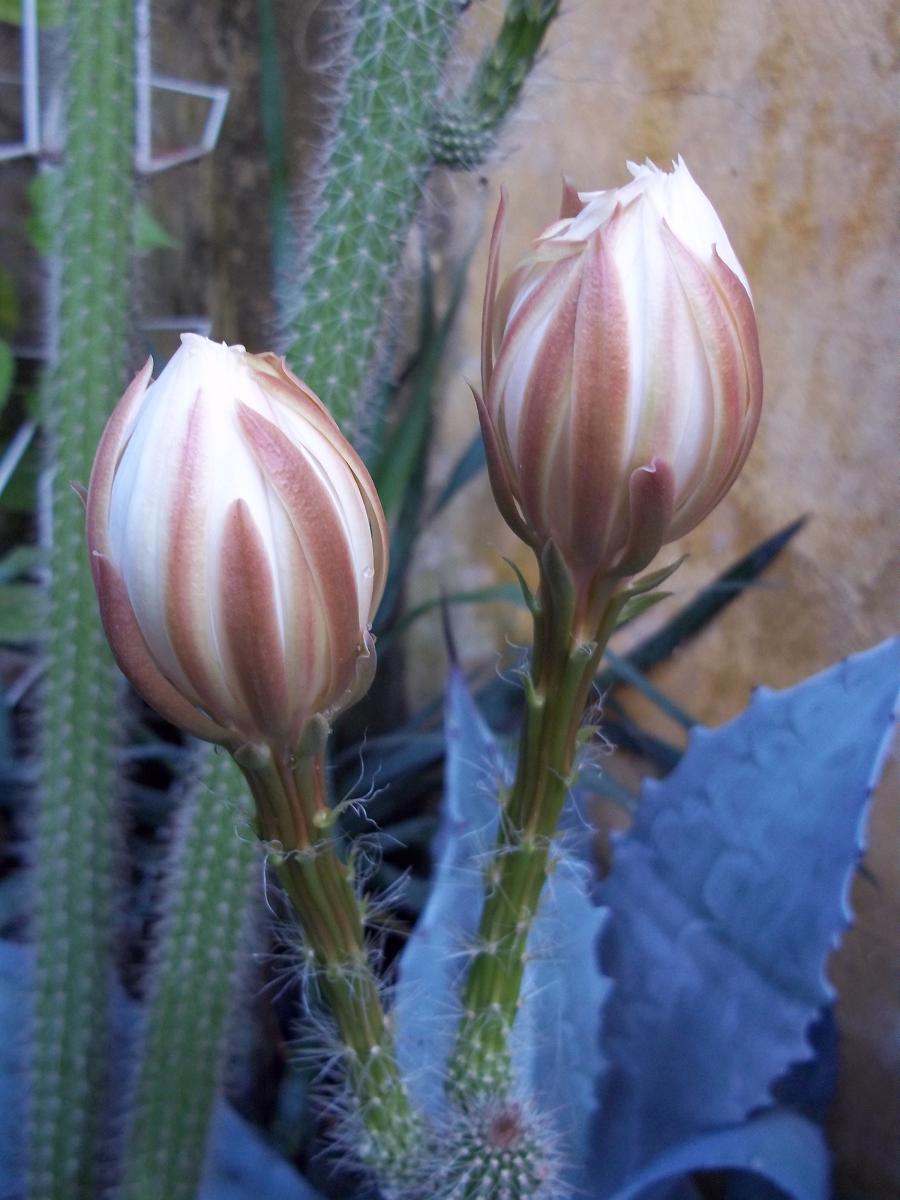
(118, 750, 257, 1200)
(29, 4, 136, 1198)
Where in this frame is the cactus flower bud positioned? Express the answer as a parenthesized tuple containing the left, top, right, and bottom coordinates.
(86, 334, 388, 750)
(477, 158, 762, 621)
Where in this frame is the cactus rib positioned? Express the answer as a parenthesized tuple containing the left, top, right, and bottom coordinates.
(29, 3, 136, 1198)
(118, 750, 257, 1200)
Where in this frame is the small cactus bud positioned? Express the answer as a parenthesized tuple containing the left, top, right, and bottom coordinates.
(86, 334, 388, 750)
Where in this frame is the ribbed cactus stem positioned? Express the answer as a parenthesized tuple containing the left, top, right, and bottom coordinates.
(281, 0, 458, 438)
(29, 4, 135, 1198)
(449, 570, 619, 1099)
(118, 749, 257, 1200)
(431, 0, 560, 168)
(239, 742, 422, 1178)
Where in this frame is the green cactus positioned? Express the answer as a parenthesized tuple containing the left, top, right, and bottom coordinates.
(431, 0, 561, 168)
(118, 749, 257, 1200)
(281, 0, 459, 438)
(29, 4, 136, 1198)
(280, 0, 561, 443)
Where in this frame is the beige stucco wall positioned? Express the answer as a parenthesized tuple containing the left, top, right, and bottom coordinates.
(411, 1, 899, 1192)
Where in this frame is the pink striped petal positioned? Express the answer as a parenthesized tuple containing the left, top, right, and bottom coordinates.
(565, 216, 632, 568)
(86, 358, 153, 564)
(237, 403, 363, 707)
(92, 554, 231, 744)
(219, 500, 293, 741)
(613, 459, 676, 577)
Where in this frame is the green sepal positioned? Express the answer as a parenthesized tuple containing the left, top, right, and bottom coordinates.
(623, 555, 687, 598)
(539, 540, 576, 633)
(616, 589, 673, 629)
(503, 556, 540, 618)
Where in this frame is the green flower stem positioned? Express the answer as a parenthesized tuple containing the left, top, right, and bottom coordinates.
(449, 570, 622, 1099)
(238, 744, 421, 1174)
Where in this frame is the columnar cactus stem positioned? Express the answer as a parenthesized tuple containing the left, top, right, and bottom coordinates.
(281, 0, 458, 438)
(448, 567, 622, 1099)
(29, 3, 135, 1197)
(240, 743, 421, 1177)
(118, 749, 257, 1200)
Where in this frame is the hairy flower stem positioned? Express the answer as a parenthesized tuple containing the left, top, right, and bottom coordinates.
(238, 744, 421, 1172)
(449, 567, 623, 1100)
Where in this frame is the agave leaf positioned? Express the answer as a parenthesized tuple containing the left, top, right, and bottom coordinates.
(586, 638, 900, 1194)
(607, 1109, 828, 1200)
(200, 1105, 325, 1200)
(392, 667, 501, 1113)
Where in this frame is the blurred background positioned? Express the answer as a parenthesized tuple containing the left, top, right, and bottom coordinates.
(2, 0, 897, 1193)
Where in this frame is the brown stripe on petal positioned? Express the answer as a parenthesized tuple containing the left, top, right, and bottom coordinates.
(237, 404, 362, 710)
(708, 248, 764, 486)
(219, 499, 293, 743)
(250, 360, 390, 619)
(490, 252, 579, 413)
(613, 458, 676, 578)
(660, 227, 748, 540)
(566, 221, 633, 570)
(92, 554, 231, 744)
(499, 261, 582, 537)
(86, 357, 153, 567)
(482, 189, 507, 398)
(164, 394, 239, 729)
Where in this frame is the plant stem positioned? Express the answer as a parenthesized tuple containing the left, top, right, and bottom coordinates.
(238, 744, 421, 1174)
(448, 572, 621, 1100)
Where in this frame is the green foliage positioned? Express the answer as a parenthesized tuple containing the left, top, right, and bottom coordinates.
(28, 3, 136, 1197)
(119, 750, 257, 1200)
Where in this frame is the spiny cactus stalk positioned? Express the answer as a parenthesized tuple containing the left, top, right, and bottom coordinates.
(281, 0, 459, 436)
(240, 744, 422, 1182)
(29, 4, 136, 1198)
(430, 0, 560, 168)
(118, 750, 257, 1200)
(281, 0, 560, 441)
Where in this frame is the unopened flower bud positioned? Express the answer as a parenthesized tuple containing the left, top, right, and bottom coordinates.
(86, 334, 388, 749)
(477, 158, 762, 619)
